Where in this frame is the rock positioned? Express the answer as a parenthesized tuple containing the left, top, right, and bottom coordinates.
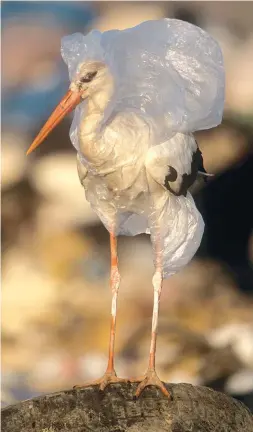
(2, 383, 253, 431)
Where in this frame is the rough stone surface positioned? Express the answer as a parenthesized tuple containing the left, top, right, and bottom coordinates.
(1, 383, 253, 431)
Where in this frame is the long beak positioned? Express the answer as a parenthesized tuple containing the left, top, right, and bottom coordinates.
(26, 89, 82, 155)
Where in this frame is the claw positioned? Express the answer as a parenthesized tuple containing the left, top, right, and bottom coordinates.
(74, 370, 129, 392)
(132, 369, 172, 399)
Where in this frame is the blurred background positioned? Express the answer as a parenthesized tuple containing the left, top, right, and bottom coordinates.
(2, 1, 253, 411)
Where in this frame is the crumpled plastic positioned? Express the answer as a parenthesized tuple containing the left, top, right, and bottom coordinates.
(61, 19, 225, 277)
(62, 19, 225, 141)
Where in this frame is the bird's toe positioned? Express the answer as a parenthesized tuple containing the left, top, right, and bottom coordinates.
(74, 370, 129, 392)
(134, 370, 172, 399)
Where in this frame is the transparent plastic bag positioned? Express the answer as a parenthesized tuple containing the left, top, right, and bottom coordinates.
(61, 19, 224, 276)
(62, 19, 225, 145)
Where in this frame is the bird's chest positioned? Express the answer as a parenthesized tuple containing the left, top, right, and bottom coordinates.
(80, 112, 150, 194)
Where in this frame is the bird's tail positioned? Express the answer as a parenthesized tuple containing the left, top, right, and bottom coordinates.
(149, 192, 204, 278)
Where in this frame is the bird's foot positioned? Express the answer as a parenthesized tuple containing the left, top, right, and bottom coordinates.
(131, 369, 172, 399)
(73, 369, 129, 392)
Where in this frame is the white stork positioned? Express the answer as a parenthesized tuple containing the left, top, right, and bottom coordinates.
(27, 19, 225, 398)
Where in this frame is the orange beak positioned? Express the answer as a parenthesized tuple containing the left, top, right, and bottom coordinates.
(26, 89, 82, 155)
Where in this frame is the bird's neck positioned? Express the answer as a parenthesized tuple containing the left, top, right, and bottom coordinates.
(79, 81, 114, 146)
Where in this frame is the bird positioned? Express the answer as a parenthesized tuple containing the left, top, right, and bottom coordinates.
(26, 19, 225, 398)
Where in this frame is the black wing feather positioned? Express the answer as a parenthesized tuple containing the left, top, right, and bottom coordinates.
(164, 142, 207, 196)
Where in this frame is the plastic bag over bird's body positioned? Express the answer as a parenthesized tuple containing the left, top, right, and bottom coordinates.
(59, 19, 225, 277)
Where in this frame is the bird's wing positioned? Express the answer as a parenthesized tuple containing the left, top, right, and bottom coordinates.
(145, 132, 205, 197)
(62, 19, 224, 142)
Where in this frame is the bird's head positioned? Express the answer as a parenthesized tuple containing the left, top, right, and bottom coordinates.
(26, 60, 111, 155)
(70, 60, 110, 98)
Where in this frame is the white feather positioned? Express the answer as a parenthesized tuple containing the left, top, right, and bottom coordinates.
(62, 19, 224, 277)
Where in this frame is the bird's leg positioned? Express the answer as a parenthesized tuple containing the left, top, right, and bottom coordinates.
(101, 233, 122, 384)
(133, 247, 171, 399)
(74, 233, 128, 391)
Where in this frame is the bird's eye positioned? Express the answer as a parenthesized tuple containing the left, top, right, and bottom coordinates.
(80, 71, 97, 83)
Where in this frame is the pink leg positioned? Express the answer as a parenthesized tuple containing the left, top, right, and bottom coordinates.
(133, 241, 171, 398)
(105, 233, 120, 376)
(74, 233, 128, 390)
